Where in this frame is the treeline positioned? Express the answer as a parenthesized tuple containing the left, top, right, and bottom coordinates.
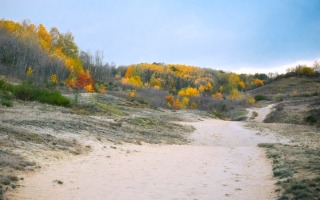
(277, 64, 320, 79)
(0, 19, 268, 113)
(0, 19, 97, 92)
(0, 19, 268, 98)
(119, 63, 269, 100)
(2, 19, 318, 112)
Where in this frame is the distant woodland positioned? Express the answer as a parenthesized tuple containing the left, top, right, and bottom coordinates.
(1, 19, 319, 110)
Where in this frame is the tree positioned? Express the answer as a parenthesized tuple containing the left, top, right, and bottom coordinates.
(229, 89, 242, 100)
(74, 70, 94, 92)
(228, 73, 245, 90)
(165, 94, 174, 108)
(212, 92, 223, 100)
(128, 76, 143, 87)
(37, 24, 52, 52)
(313, 60, 320, 72)
(57, 32, 79, 58)
(178, 87, 200, 97)
(180, 97, 189, 109)
(51, 74, 58, 83)
(252, 78, 264, 87)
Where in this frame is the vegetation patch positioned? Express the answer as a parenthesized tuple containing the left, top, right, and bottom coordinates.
(0, 149, 36, 200)
(10, 83, 70, 107)
(121, 116, 195, 144)
(258, 143, 320, 199)
(0, 124, 82, 154)
(71, 94, 126, 116)
(0, 91, 13, 107)
(254, 95, 269, 101)
(305, 108, 320, 127)
(263, 96, 320, 126)
(0, 80, 70, 107)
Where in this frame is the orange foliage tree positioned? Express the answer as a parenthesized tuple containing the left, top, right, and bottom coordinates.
(252, 78, 264, 87)
(212, 92, 223, 100)
(74, 70, 95, 92)
(165, 94, 175, 108)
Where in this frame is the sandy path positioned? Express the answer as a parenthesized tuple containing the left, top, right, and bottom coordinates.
(246, 104, 275, 122)
(8, 119, 278, 200)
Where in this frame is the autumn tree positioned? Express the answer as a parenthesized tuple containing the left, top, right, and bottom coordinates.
(252, 78, 264, 87)
(37, 24, 52, 52)
(178, 87, 200, 97)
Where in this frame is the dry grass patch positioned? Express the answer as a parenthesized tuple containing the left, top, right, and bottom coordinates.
(0, 150, 36, 200)
(258, 143, 320, 199)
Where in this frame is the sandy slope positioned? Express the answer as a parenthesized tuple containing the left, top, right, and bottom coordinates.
(246, 104, 275, 123)
(7, 118, 280, 199)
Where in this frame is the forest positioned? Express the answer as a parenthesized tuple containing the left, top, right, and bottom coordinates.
(0, 19, 319, 113)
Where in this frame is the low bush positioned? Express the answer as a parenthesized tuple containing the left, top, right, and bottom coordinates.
(305, 115, 317, 125)
(254, 95, 269, 101)
(0, 91, 13, 107)
(6, 82, 70, 107)
(257, 143, 274, 148)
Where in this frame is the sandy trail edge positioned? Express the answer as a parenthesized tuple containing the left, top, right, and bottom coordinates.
(246, 104, 275, 122)
(7, 119, 280, 200)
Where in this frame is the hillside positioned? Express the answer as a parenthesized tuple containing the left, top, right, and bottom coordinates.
(248, 76, 320, 127)
(248, 76, 320, 99)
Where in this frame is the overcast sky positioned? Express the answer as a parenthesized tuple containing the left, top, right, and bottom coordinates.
(1, 0, 320, 74)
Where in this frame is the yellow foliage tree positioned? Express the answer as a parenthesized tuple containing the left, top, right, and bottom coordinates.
(125, 66, 134, 78)
(228, 74, 245, 89)
(149, 75, 162, 89)
(199, 85, 205, 93)
(66, 76, 76, 88)
(65, 57, 83, 75)
(129, 90, 136, 97)
(180, 97, 190, 109)
(27, 67, 33, 76)
(128, 76, 143, 87)
(37, 24, 52, 52)
(239, 81, 246, 89)
(199, 82, 213, 93)
(246, 97, 256, 105)
(98, 84, 106, 94)
(229, 89, 244, 100)
(178, 87, 200, 97)
(51, 74, 58, 83)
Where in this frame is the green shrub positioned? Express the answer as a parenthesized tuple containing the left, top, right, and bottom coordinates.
(1, 100, 13, 107)
(305, 115, 317, 125)
(258, 143, 274, 148)
(0, 80, 5, 89)
(254, 95, 269, 101)
(0, 90, 13, 107)
(7, 83, 70, 107)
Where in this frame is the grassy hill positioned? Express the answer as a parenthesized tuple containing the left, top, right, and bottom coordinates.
(248, 76, 320, 127)
(249, 76, 320, 99)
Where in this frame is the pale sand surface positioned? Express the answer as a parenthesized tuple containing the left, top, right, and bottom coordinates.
(7, 118, 280, 200)
(246, 104, 275, 123)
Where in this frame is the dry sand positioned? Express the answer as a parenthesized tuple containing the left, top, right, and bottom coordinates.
(246, 104, 275, 123)
(6, 105, 283, 200)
